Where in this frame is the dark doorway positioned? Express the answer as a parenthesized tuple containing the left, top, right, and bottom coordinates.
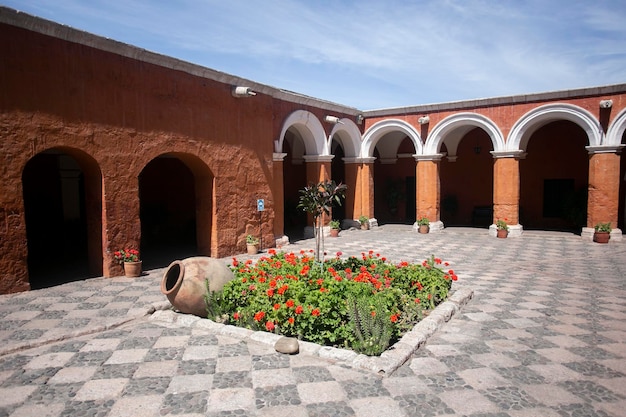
(139, 156, 199, 269)
(22, 151, 97, 289)
(331, 140, 346, 222)
(282, 132, 308, 241)
(405, 176, 416, 224)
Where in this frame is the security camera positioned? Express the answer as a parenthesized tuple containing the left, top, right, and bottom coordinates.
(599, 99, 613, 109)
(232, 86, 256, 97)
(324, 115, 341, 124)
(418, 116, 430, 125)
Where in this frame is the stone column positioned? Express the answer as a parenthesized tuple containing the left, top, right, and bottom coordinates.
(583, 147, 623, 241)
(272, 153, 287, 244)
(355, 157, 376, 224)
(491, 151, 524, 237)
(415, 155, 443, 232)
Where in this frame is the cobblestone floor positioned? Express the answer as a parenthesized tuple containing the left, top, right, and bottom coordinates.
(0, 225, 624, 416)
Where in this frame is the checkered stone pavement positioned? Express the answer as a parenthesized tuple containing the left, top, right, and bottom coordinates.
(0, 225, 623, 416)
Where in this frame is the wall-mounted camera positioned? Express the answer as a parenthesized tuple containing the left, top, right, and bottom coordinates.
(599, 99, 613, 109)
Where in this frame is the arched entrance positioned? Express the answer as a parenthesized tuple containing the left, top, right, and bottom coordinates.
(22, 148, 102, 289)
(520, 121, 589, 231)
(281, 128, 308, 240)
(362, 119, 423, 225)
(374, 137, 416, 224)
(440, 128, 494, 227)
(330, 139, 346, 221)
(139, 153, 213, 268)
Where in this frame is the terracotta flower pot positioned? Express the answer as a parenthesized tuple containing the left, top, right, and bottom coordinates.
(418, 225, 429, 234)
(123, 261, 142, 277)
(161, 257, 235, 317)
(593, 231, 610, 244)
(247, 244, 258, 254)
(497, 229, 508, 238)
(330, 228, 339, 237)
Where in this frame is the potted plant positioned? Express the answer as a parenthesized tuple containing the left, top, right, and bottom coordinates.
(246, 234, 259, 254)
(359, 215, 369, 230)
(329, 219, 341, 237)
(496, 218, 509, 238)
(417, 217, 430, 234)
(297, 180, 347, 263)
(114, 248, 142, 277)
(593, 222, 611, 243)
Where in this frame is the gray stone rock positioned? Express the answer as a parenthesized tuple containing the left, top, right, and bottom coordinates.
(275, 337, 299, 354)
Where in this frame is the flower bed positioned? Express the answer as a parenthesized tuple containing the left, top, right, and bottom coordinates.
(207, 249, 457, 356)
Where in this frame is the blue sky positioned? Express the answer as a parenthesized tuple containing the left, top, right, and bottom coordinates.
(3, 0, 626, 109)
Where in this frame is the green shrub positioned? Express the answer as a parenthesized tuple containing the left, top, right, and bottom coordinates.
(209, 249, 457, 355)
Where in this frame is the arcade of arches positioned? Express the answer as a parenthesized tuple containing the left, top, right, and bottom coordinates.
(1, 7, 625, 293)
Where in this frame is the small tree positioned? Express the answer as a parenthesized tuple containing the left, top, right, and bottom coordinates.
(297, 180, 347, 264)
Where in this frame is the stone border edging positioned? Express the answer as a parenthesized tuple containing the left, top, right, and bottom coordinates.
(150, 286, 474, 377)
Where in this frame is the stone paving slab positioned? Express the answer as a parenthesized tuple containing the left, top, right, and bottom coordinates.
(0, 225, 624, 416)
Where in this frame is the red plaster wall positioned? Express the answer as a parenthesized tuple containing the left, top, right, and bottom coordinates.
(0, 23, 279, 292)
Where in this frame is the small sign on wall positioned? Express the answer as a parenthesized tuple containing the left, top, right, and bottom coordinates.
(257, 199, 265, 212)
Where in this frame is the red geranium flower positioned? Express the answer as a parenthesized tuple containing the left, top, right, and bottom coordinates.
(311, 308, 320, 316)
(254, 311, 265, 322)
(265, 321, 275, 331)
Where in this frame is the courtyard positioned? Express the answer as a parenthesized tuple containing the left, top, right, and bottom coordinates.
(0, 225, 624, 416)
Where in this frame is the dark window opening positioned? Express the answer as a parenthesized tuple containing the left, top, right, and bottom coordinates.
(543, 179, 575, 218)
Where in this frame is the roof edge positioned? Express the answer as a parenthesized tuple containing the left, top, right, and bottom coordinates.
(363, 84, 626, 117)
(0, 6, 360, 116)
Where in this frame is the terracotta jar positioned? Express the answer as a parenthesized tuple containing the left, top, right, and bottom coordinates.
(497, 229, 508, 238)
(161, 257, 235, 317)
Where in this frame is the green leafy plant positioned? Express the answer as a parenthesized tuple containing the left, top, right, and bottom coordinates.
(358, 215, 369, 225)
(113, 248, 140, 264)
(329, 219, 341, 230)
(246, 234, 259, 245)
(297, 180, 347, 263)
(594, 222, 611, 232)
(210, 249, 457, 355)
(417, 217, 429, 226)
(496, 218, 509, 231)
(346, 294, 394, 356)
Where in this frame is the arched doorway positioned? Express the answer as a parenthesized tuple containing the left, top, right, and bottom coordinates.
(520, 121, 589, 232)
(139, 154, 213, 268)
(282, 128, 308, 240)
(330, 139, 346, 222)
(374, 137, 416, 224)
(440, 128, 494, 227)
(22, 149, 102, 289)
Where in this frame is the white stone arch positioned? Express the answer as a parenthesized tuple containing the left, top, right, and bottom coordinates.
(424, 113, 505, 156)
(361, 119, 422, 158)
(606, 107, 626, 146)
(327, 118, 361, 158)
(275, 110, 325, 156)
(507, 103, 602, 152)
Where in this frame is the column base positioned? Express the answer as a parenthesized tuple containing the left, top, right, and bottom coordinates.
(413, 220, 444, 232)
(582, 227, 623, 242)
